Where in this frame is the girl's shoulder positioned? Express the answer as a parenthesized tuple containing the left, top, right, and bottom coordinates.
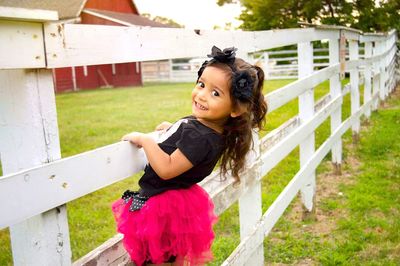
(181, 116, 221, 136)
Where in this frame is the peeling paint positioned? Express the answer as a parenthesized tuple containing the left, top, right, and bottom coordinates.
(56, 24, 66, 48)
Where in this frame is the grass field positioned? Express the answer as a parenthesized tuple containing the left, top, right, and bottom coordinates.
(263, 89, 400, 265)
(0, 80, 398, 265)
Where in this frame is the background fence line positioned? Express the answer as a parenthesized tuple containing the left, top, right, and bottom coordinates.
(140, 47, 372, 82)
(0, 9, 398, 265)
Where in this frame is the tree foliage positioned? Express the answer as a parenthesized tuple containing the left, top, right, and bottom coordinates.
(141, 13, 184, 28)
(217, 0, 400, 33)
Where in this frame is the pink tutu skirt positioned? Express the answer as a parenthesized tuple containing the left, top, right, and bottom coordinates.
(111, 184, 218, 266)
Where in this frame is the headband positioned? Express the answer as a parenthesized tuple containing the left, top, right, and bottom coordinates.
(198, 46, 254, 102)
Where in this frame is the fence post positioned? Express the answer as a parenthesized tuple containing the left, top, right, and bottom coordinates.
(328, 37, 343, 175)
(297, 42, 316, 214)
(238, 130, 263, 265)
(372, 41, 381, 110)
(349, 40, 360, 142)
(168, 59, 173, 82)
(377, 40, 386, 102)
(0, 69, 72, 265)
(391, 34, 398, 92)
(384, 36, 390, 98)
(237, 48, 264, 265)
(390, 33, 398, 91)
(364, 41, 373, 118)
(263, 52, 270, 80)
(388, 34, 396, 93)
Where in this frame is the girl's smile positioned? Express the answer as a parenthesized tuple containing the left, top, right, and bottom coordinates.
(194, 101, 208, 111)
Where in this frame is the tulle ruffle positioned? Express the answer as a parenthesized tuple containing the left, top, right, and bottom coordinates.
(112, 184, 218, 266)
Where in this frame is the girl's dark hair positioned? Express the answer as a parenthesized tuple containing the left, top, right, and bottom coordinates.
(197, 58, 268, 183)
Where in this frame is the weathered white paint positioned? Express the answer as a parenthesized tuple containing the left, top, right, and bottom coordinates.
(40, 24, 344, 69)
(0, 20, 46, 69)
(72, 234, 129, 266)
(372, 44, 381, 110)
(364, 42, 373, 118)
(329, 38, 343, 173)
(261, 93, 343, 177)
(361, 30, 396, 43)
(349, 40, 360, 140)
(43, 23, 252, 68)
(297, 41, 316, 212)
(305, 24, 361, 40)
(0, 6, 58, 22)
(265, 64, 339, 113)
(0, 141, 147, 229)
(0, 69, 71, 265)
(377, 41, 387, 101)
(253, 28, 339, 51)
(238, 130, 263, 265)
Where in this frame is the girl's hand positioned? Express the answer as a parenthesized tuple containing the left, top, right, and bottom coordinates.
(121, 132, 145, 148)
(155, 121, 172, 131)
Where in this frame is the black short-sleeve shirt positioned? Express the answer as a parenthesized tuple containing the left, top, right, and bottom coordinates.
(138, 116, 224, 197)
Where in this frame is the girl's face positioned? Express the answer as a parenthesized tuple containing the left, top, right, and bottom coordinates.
(192, 66, 234, 131)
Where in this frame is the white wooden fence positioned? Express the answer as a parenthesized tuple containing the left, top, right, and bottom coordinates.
(0, 7, 399, 266)
(141, 58, 207, 83)
(141, 47, 368, 82)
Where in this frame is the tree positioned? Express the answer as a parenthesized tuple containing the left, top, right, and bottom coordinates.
(141, 13, 184, 28)
(217, 0, 400, 33)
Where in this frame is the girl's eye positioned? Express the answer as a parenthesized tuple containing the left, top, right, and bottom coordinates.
(197, 81, 205, 88)
(212, 90, 220, 97)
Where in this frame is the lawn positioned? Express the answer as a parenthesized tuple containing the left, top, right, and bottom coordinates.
(1, 79, 398, 265)
(263, 88, 400, 265)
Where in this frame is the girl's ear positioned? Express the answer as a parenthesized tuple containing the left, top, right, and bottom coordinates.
(230, 103, 248, 118)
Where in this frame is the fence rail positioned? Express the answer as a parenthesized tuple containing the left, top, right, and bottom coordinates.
(0, 8, 398, 266)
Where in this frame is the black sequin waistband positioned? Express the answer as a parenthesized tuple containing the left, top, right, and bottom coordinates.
(121, 190, 150, 212)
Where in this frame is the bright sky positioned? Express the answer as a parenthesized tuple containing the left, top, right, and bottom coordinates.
(134, 0, 243, 30)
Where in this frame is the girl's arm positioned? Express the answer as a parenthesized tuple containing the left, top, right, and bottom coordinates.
(155, 121, 172, 131)
(121, 132, 193, 180)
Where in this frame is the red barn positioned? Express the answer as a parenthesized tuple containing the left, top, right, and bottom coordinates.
(0, 0, 173, 92)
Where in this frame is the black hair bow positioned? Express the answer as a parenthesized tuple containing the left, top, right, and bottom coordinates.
(207, 46, 237, 64)
(232, 71, 254, 102)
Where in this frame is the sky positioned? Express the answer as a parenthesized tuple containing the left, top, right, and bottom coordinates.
(134, 0, 243, 30)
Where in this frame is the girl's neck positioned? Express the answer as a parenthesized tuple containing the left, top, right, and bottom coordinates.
(195, 117, 226, 134)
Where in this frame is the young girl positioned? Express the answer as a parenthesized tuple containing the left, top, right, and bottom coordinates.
(112, 46, 267, 266)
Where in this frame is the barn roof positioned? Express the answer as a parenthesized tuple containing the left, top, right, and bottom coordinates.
(0, 0, 87, 19)
(0, 0, 173, 27)
(0, 0, 141, 20)
(83, 8, 176, 28)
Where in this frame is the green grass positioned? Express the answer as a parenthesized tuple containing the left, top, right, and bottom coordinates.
(264, 90, 400, 265)
(1, 80, 398, 265)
